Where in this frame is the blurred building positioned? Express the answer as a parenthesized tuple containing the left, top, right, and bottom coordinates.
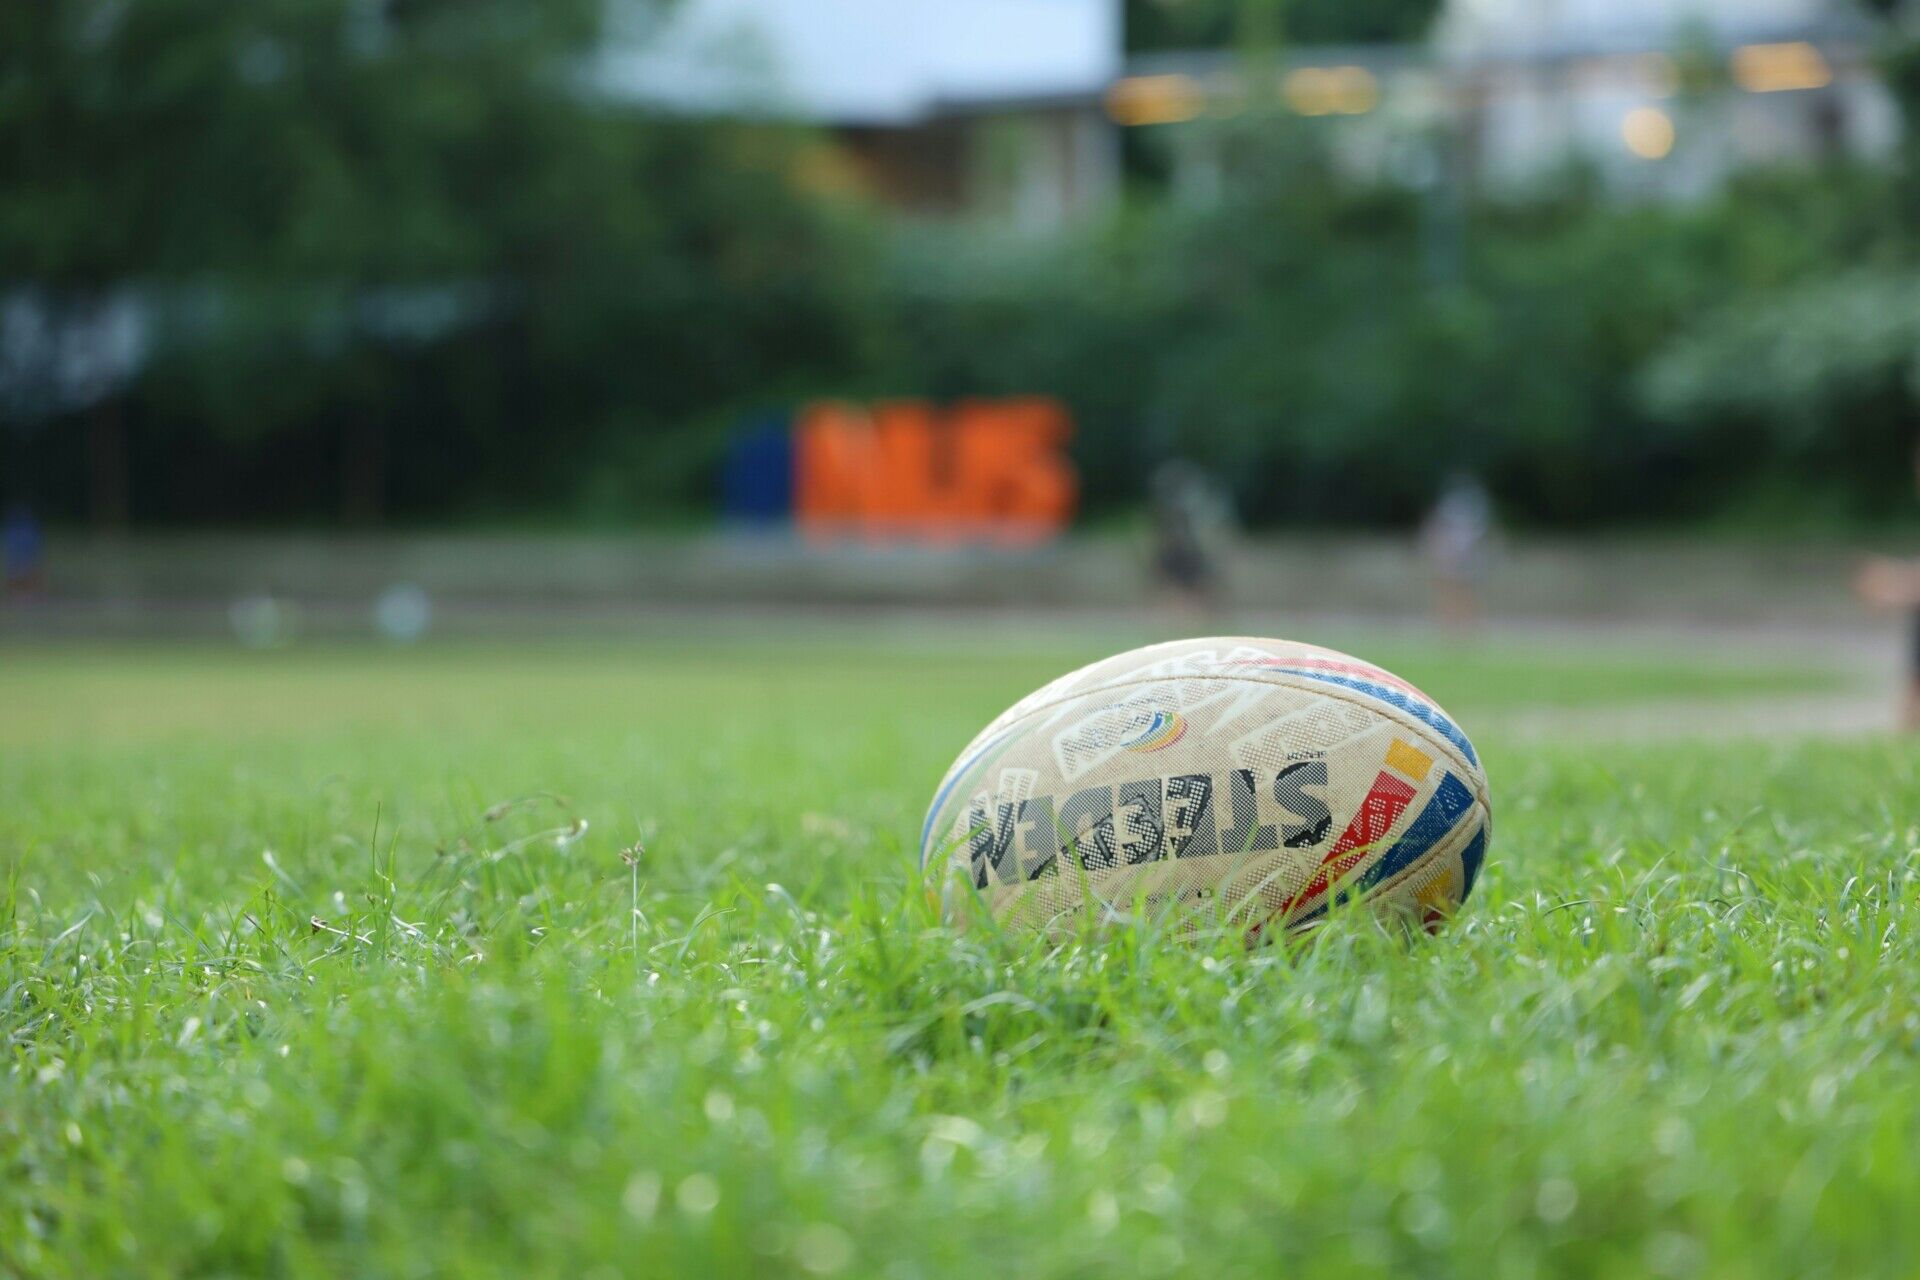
(601, 0, 1901, 221)
(594, 0, 1123, 229)
(1115, 0, 1898, 201)
(1434, 0, 1898, 195)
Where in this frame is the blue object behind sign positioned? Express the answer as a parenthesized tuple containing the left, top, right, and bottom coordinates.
(720, 414, 795, 524)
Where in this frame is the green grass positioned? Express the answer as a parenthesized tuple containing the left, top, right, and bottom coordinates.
(3, 635, 1915, 1279)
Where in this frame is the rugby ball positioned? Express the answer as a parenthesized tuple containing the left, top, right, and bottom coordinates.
(920, 637, 1490, 938)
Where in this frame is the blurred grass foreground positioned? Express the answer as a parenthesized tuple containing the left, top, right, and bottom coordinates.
(5, 634, 1920, 1276)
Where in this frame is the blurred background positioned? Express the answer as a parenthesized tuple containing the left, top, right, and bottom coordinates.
(5, 0, 1920, 694)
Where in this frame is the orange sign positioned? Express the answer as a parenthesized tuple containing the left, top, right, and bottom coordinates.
(794, 397, 1076, 544)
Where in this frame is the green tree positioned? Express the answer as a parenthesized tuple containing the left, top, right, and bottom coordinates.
(2, 0, 876, 528)
(0, 0, 612, 524)
(1125, 0, 1444, 52)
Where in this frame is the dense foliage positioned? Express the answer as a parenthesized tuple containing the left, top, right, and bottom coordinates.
(0, 0, 877, 526)
(4, 1, 1919, 530)
(1124, 0, 1444, 51)
(886, 154, 1916, 528)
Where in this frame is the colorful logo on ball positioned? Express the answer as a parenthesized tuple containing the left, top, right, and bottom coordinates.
(1272, 735, 1483, 933)
(1118, 709, 1187, 753)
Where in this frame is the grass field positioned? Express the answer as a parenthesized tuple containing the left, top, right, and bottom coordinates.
(4, 633, 1918, 1278)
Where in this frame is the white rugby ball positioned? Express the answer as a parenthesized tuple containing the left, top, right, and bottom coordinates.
(920, 637, 1491, 938)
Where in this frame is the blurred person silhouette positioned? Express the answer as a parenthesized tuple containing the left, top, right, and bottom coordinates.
(3, 502, 45, 599)
(1852, 438, 1920, 730)
(1150, 459, 1233, 616)
(1420, 471, 1495, 629)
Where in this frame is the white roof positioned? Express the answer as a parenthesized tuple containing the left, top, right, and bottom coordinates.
(594, 0, 1122, 126)
(1438, 0, 1862, 58)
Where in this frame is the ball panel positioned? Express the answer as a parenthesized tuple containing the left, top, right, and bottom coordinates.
(927, 639, 1481, 823)
(922, 637, 1492, 939)
(946, 797, 1489, 937)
